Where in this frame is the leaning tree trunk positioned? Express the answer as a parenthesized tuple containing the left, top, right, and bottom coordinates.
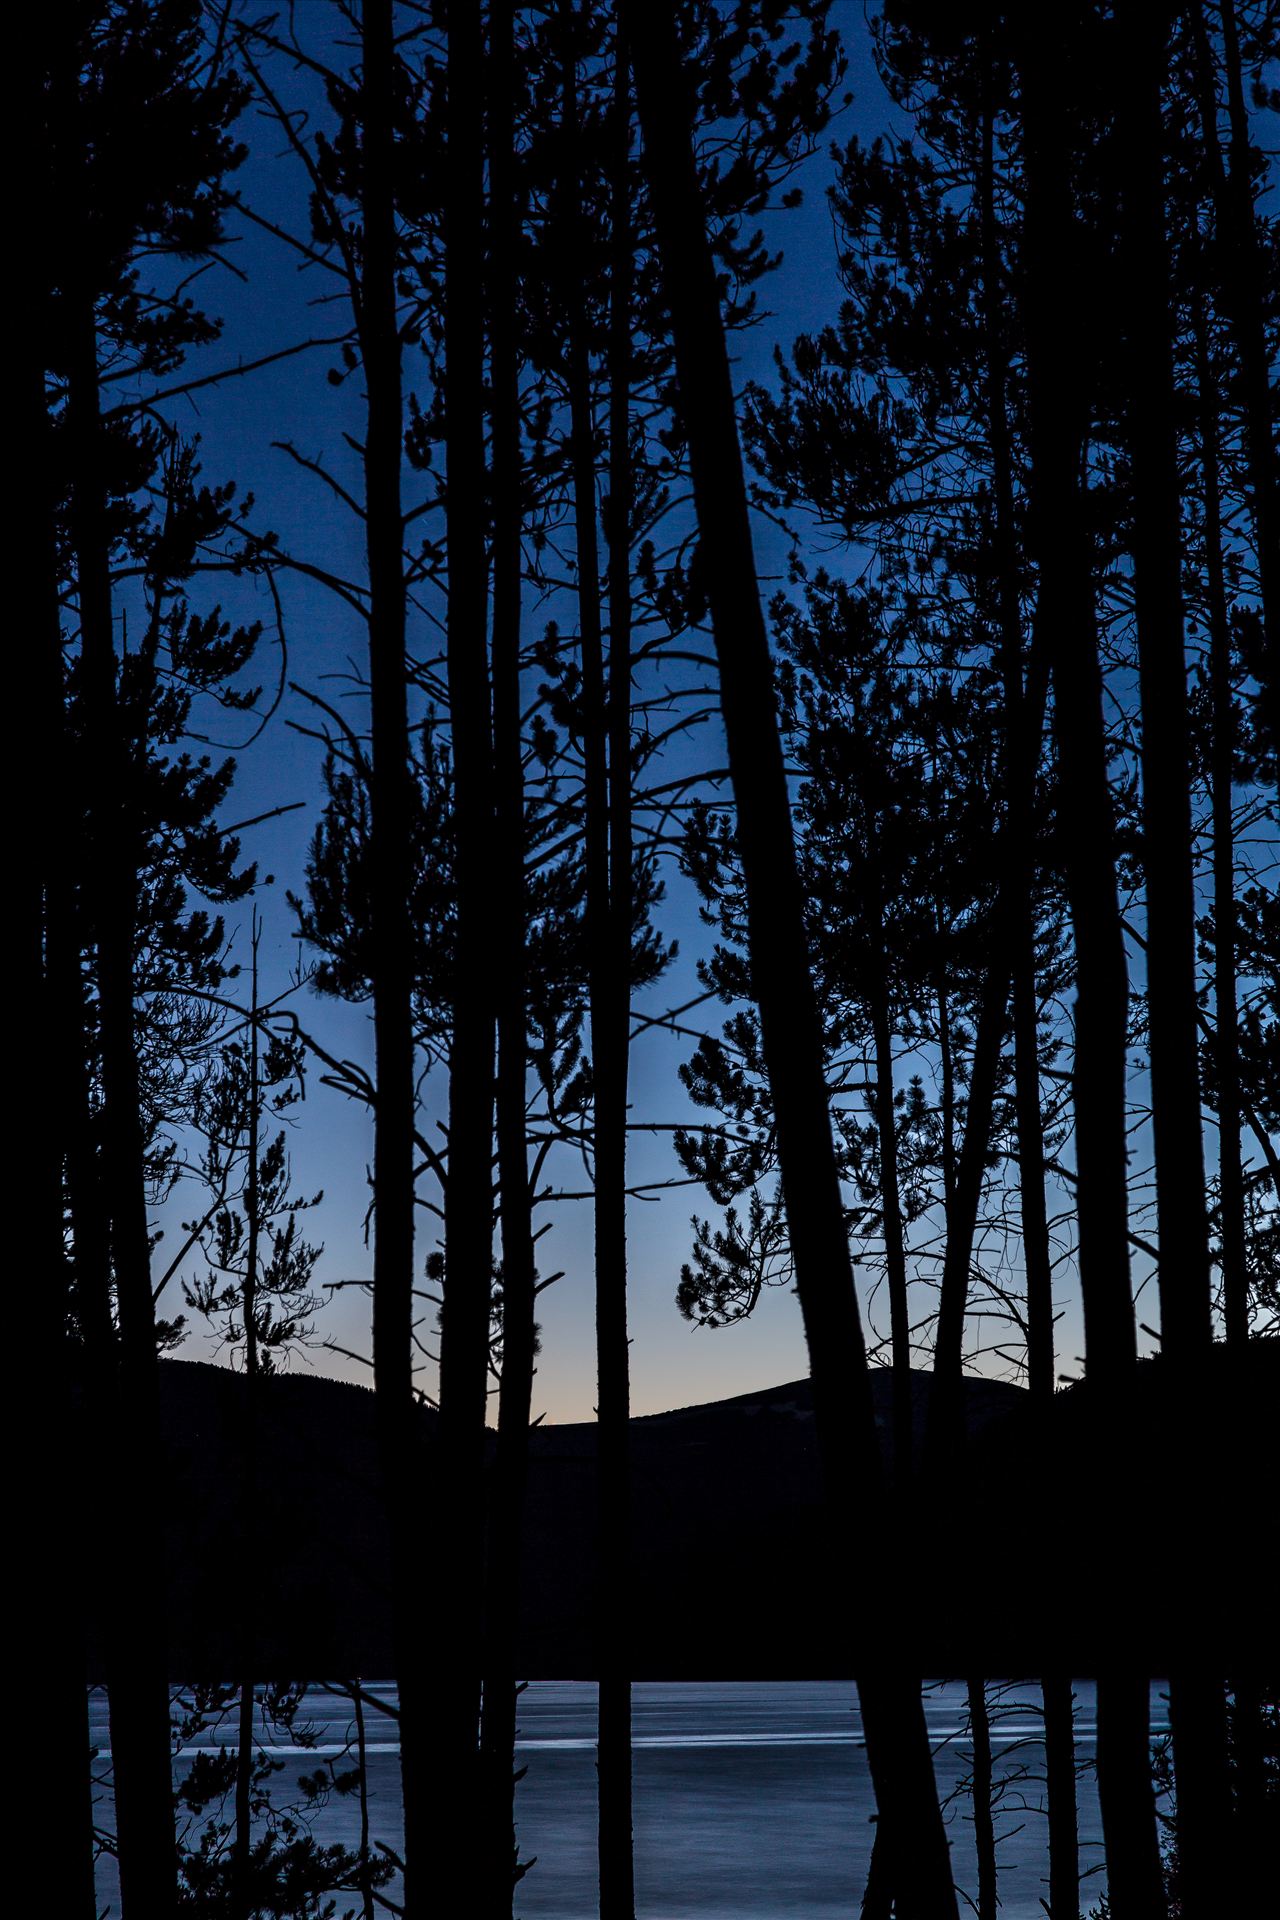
(624, 7, 957, 1913)
(439, 1, 498, 1907)
(1017, 22, 1162, 1918)
(479, 3, 540, 1910)
(358, 9, 433, 1918)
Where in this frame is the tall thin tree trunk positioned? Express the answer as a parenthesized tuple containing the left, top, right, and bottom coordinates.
(1018, 28, 1137, 1393)
(559, 26, 637, 1913)
(976, 87, 1079, 1904)
(1016, 24, 1162, 1918)
(967, 1679, 998, 1920)
(233, 921, 264, 1919)
(1042, 1677, 1079, 1920)
(1192, 306, 1249, 1345)
(598, 29, 638, 1919)
(67, 253, 177, 1920)
(869, 940, 913, 1486)
(624, 8, 956, 1913)
(439, 0, 497, 1904)
(976, 63, 1057, 1409)
(1116, 4, 1214, 1366)
(353, 1684, 376, 1920)
(1114, 19, 1232, 1905)
(480, 4, 539, 1911)
(358, 8, 430, 1917)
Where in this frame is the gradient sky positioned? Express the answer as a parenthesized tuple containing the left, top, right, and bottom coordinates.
(145, 4, 1112, 1425)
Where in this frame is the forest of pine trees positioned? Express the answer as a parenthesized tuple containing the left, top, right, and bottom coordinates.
(23, 0, 1277, 1915)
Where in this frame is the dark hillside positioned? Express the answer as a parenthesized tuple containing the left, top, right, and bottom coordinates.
(85, 1343, 1276, 1679)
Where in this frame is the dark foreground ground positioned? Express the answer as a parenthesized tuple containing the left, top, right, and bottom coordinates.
(82, 1340, 1277, 1678)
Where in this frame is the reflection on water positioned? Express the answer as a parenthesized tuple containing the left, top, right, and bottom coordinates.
(90, 1679, 1171, 1917)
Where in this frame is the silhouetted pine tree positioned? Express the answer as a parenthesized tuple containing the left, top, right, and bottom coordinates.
(183, 928, 342, 1915)
(43, 8, 257, 1909)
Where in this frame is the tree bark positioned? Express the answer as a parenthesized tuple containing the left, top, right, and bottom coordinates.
(625, 8, 956, 1913)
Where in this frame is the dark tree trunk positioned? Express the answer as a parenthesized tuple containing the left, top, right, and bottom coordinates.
(928, 976, 1004, 1466)
(480, 4, 539, 1910)
(978, 81, 1078, 1905)
(625, 8, 956, 1914)
(1115, 4, 1214, 1365)
(1192, 307, 1249, 1346)
(1168, 1673, 1235, 1920)
(358, 8, 436, 1917)
(1016, 24, 1161, 1918)
(1017, 24, 1137, 1391)
(1114, 19, 1232, 1905)
(967, 1679, 998, 1920)
(1193, 0, 1280, 754)
(67, 269, 177, 1920)
(596, 30, 639, 1919)
(559, 27, 637, 1909)
(869, 940, 913, 1486)
(1228, 1677, 1269, 1901)
(353, 1685, 376, 1920)
(233, 927, 264, 1919)
(976, 65, 1057, 1408)
(860, 1820, 892, 1920)
(439, 0, 497, 1902)
(1095, 1675, 1164, 1920)
(19, 45, 97, 1897)
(1041, 1676, 1080, 1920)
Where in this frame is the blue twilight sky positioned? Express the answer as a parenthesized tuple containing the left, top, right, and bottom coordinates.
(141, 2, 1216, 1423)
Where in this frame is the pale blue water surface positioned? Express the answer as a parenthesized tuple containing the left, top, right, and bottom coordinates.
(89, 1679, 1171, 1916)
